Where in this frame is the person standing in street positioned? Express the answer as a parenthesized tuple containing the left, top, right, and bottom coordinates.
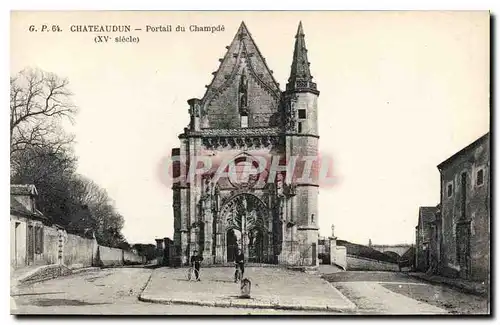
(234, 248, 245, 282)
(190, 250, 204, 281)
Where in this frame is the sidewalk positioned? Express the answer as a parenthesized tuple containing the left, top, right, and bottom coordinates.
(11, 264, 100, 292)
(139, 267, 356, 312)
(408, 272, 488, 297)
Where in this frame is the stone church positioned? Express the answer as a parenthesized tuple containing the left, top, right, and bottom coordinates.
(171, 22, 320, 266)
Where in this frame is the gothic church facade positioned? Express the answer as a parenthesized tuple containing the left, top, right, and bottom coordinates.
(171, 22, 320, 266)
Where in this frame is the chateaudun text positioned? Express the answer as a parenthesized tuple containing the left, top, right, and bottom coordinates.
(69, 24, 225, 34)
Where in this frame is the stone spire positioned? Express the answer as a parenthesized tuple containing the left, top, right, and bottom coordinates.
(286, 22, 318, 94)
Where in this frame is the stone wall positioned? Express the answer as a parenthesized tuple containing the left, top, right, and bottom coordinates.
(98, 245, 124, 267)
(415, 207, 438, 272)
(63, 233, 97, 269)
(43, 226, 61, 265)
(333, 246, 347, 270)
(10, 214, 45, 268)
(439, 134, 490, 282)
(293, 92, 318, 135)
(10, 215, 144, 270)
(124, 250, 145, 265)
(288, 134, 319, 264)
(10, 215, 27, 268)
(346, 255, 400, 271)
(327, 237, 347, 270)
(277, 241, 317, 266)
(204, 74, 280, 129)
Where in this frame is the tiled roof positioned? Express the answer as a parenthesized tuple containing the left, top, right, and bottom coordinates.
(10, 196, 33, 216)
(10, 184, 38, 196)
(437, 133, 490, 170)
(10, 187, 49, 223)
(418, 206, 438, 226)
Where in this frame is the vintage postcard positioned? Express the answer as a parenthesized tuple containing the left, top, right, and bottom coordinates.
(9, 11, 490, 315)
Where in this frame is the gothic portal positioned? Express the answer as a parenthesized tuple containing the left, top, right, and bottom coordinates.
(171, 22, 320, 266)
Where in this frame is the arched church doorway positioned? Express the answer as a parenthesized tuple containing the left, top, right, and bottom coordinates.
(248, 227, 265, 263)
(226, 229, 238, 262)
(220, 193, 271, 264)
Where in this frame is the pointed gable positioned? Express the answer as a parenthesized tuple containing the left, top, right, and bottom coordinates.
(200, 22, 282, 129)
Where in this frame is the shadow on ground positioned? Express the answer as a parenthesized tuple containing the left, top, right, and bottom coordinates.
(11, 292, 65, 297)
(29, 298, 109, 307)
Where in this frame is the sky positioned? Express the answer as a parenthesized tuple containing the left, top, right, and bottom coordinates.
(10, 11, 489, 245)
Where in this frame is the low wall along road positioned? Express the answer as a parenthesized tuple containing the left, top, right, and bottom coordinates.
(346, 254, 400, 271)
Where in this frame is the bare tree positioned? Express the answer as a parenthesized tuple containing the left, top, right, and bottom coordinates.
(79, 176, 110, 209)
(10, 141, 77, 183)
(10, 68, 77, 156)
(10, 68, 128, 247)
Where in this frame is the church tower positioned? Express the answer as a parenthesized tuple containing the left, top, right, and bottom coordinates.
(171, 21, 321, 267)
(283, 22, 320, 265)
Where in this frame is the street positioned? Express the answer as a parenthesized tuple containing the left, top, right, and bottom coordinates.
(323, 271, 489, 315)
(11, 267, 335, 315)
(11, 267, 489, 315)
